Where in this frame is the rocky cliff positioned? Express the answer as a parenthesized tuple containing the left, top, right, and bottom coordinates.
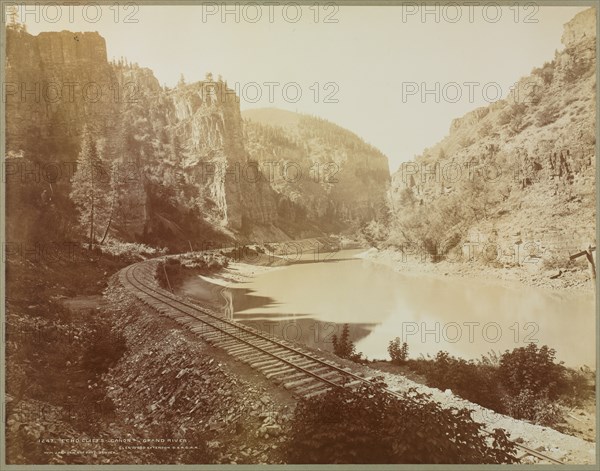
(5, 29, 124, 243)
(5, 28, 390, 250)
(388, 7, 596, 263)
(562, 7, 596, 47)
(5, 30, 117, 155)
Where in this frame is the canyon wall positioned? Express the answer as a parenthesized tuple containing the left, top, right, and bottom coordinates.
(388, 7, 596, 262)
(5, 28, 391, 249)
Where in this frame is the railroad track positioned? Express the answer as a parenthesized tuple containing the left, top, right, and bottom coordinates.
(119, 259, 564, 465)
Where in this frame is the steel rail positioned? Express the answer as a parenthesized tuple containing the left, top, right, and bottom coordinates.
(121, 261, 565, 465)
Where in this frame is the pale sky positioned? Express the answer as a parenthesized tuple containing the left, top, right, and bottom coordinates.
(18, 4, 590, 172)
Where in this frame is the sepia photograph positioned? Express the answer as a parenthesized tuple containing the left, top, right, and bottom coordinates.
(1, 0, 598, 467)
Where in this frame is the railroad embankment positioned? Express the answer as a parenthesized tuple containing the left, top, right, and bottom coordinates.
(103, 276, 296, 464)
(111, 259, 596, 465)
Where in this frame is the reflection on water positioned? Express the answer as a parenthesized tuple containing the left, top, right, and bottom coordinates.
(184, 249, 596, 367)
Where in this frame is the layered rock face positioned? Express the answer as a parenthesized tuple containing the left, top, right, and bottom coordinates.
(165, 81, 277, 231)
(5, 30, 117, 152)
(112, 75, 284, 242)
(6, 28, 390, 248)
(5, 29, 130, 241)
(389, 7, 596, 259)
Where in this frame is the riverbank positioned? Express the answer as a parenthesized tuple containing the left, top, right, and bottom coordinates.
(357, 247, 595, 296)
(162, 245, 596, 458)
(114, 252, 596, 463)
(355, 247, 596, 443)
(172, 245, 595, 369)
(354, 359, 596, 464)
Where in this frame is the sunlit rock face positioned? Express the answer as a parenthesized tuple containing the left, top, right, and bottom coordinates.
(389, 7, 596, 256)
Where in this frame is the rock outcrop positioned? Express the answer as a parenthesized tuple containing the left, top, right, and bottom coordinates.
(562, 7, 596, 48)
(389, 7, 596, 261)
(5, 30, 118, 152)
(6, 28, 391, 249)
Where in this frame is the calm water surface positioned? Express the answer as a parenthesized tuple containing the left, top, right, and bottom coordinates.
(186, 249, 596, 367)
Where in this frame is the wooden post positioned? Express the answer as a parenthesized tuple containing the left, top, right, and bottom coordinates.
(570, 245, 596, 288)
(585, 245, 596, 282)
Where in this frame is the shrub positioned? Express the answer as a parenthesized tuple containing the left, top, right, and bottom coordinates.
(100, 240, 166, 261)
(388, 194, 466, 260)
(499, 103, 527, 131)
(416, 351, 504, 411)
(542, 253, 571, 271)
(360, 219, 389, 247)
(534, 61, 555, 85)
(498, 110, 511, 126)
(497, 344, 567, 400)
(284, 380, 517, 464)
(478, 121, 493, 138)
(502, 389, 564, 426)
(559, 367, 595, 407)
(400, 345, 590, 426)
(179, 252, 229, 271)
(536, 104, 560, 127)
(388, 338, 409, 364)
(564, 55, 592, 83)
(480, 350, 501, 367)
(398, 188, 417, 208)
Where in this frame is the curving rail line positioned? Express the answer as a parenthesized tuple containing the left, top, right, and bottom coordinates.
(119, 260, 564, 465)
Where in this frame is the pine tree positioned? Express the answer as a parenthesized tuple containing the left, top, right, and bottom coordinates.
(332, 324, 359, 360)
(70, 127, 110, 250)
(388, 337, 409, 364)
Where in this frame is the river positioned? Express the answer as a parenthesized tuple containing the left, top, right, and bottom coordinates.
(180, 249, 596, 368)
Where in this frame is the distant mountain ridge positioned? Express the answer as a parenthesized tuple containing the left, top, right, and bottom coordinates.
(243, 108, 390, 228)
(242, 108, 302, 130)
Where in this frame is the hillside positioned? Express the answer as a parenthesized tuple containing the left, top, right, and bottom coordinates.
(5, 32, 390, 252)
(386, 8, 596, 272)
(243, 108, 390, 232)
